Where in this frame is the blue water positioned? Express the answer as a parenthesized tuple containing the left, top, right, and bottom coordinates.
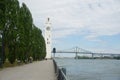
(55, 58, 120, 80)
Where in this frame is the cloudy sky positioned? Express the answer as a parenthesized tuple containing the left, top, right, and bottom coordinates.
(19, 0, 120, 54)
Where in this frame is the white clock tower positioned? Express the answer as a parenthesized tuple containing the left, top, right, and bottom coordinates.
(45, 18, 52, 59)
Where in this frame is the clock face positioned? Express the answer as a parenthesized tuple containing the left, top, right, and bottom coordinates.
(46, 26, 50, 31)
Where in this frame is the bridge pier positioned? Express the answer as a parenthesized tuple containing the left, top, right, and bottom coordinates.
(100, 54, 104, 59)
(92, 53, 94, 59)
(75, 47, 79, 59)
(75, 52, 78, 59)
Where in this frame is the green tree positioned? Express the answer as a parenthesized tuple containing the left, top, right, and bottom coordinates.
(5, 0, 20, 64)
(18, 3, 33, 62)
(0, 0, 5, 30)
(31, 25, 46, 60)
(0, 0, 6, 64)
(0, 0, 46, 64)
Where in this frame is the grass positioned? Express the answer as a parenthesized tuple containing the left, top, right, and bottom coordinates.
(0, 61, 24, 70)
(3, 61, 20, 67)
(0, 59, 37, 70)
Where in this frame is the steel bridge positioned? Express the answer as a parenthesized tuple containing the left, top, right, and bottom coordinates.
(52, 47, 120, 59)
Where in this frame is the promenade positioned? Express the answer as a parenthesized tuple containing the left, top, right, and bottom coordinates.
(0, 60, 56, 80)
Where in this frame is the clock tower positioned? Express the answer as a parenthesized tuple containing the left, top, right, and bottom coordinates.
(45, 18, 52, 59)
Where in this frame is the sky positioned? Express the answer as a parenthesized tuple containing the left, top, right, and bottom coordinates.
(19, 0, 120, 54)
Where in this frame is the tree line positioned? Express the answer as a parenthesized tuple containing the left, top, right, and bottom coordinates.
(0, 0, 46, 64)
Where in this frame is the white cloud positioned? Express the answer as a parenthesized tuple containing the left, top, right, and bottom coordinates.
(18, 0, 120, 53)
(85, 11, 120, 41)
(19, 0, 120, 40)
(87, 47, 120, 54)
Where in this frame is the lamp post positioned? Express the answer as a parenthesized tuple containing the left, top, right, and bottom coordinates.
(53, 48, 56, 58)
(0, 30, 4, 68)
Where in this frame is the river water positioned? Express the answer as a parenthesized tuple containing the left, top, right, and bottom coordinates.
(55, 58, 120, 80)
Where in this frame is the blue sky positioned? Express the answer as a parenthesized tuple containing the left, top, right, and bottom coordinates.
(19, 0, 120, 54)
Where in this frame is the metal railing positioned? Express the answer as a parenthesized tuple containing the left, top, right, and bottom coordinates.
(53, 59, 68, 80)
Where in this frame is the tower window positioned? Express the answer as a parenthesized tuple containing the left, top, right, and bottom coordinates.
(47, 42, 50, 44)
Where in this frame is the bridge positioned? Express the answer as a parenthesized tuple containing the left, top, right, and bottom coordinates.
(52, 47, 120, 59)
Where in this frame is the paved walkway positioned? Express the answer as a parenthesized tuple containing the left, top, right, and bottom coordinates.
(0, 60, 56, 80)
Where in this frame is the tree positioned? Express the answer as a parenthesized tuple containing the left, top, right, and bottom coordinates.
(0, 0, 5, 64)
(29, 24, 46, 60)
(17, 3, 33, 62)
(0, 0, 5, 30)
(0, 0, 46, 64)
(5, 0, 20, 64)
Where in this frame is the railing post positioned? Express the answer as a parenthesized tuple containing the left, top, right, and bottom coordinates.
(61, 68, 66, 75)
(53, 59, 68, 80)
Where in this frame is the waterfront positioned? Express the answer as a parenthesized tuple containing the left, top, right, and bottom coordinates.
(0, 60, 56, 80)
(55, 58, 120, 80)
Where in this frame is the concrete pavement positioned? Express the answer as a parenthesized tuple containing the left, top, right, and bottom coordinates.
(0, 60, 56, 80)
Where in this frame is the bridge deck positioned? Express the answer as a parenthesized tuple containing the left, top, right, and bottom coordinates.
(55, 51, 120, 55)
(0, 60, 56, 80)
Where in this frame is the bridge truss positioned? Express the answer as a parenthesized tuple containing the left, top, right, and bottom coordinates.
(52, 47, 120, 59)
